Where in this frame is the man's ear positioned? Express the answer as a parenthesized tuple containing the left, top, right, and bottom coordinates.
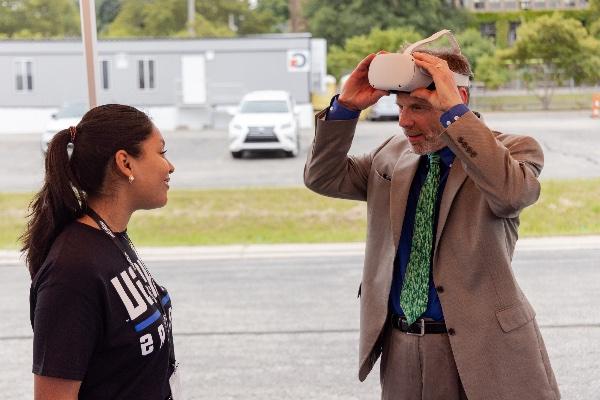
(114, 150, 133, 179)
(458, 87, 469, 105)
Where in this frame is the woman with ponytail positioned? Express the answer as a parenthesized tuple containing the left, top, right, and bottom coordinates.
(22, 104, 179, 399)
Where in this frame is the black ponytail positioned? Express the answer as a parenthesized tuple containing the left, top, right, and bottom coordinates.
(21, 129, 86, 278)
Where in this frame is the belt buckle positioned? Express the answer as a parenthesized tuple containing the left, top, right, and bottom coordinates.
(406, 319, 425, 336)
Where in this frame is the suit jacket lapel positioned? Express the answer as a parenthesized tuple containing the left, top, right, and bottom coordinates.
(390, 149, 420, 246)
(434, 159, 467, 255)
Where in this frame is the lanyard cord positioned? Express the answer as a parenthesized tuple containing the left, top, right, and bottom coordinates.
(86, 208, 176, 368)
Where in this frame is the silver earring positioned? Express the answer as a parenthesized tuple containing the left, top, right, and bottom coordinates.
(128, 175, 135, 184)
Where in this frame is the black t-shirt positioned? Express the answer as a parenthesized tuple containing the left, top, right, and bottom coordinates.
(30, 222, 174, 400)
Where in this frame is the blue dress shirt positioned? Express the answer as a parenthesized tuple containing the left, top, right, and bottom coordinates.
(326, 96, 470, 322)
(325, 95, 361, 120)
(441, 103, 470, 128)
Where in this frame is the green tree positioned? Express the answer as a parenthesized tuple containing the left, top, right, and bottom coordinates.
(0, 1, 24, 38)
(256, 0, 289, 25)
(96, 0, 121, 35)
(501, 14, 600, 109)
(194, 0, 280, 35)
(105, 0, 185, 37)
(588, 0, 600, 38)
(590, 20, 600, 39)
(456, 28, 495, 71)
(304, 0, 472, 48)
(0, 0, 80, 38)
(327, 27, 421, 79)
(474, 53, 511, 89)
(235, 7, 280, 35)
(591, 0, 600, 13)
(105, 0, 279, 38)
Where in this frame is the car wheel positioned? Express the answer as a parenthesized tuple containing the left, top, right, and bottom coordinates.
(231, 151, 243, 159)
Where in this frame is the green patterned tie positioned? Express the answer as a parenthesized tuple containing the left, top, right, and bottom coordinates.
(400, 153, 441, 325)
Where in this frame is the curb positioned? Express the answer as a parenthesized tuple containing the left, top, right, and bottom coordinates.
(2, 236, 599, 266)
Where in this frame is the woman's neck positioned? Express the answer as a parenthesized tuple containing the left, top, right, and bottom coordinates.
(79, 196, 133, 232)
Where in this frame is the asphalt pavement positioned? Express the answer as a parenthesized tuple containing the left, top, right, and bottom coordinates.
(1, 110, 599, 398)
(0, 110, 599, 192)
(1, 240, 599, 399)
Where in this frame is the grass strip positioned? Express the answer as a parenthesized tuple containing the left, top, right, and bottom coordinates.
(519, 178, 600, 237)
(470, 92, 594, 112)
(1, 178, 598, 249)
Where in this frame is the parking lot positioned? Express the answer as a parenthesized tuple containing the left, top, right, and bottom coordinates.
(1, 109, 599, 398)
(0, 110, 599, 192)
(1, 243, 599, 399)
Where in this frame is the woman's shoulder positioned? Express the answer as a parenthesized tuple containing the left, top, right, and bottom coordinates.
(35, 222, 120, 286)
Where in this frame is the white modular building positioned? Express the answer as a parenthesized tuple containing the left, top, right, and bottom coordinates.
(0, 33, 327, 134)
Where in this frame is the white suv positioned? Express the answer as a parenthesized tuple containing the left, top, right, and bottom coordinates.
(228, 90, 300, 158)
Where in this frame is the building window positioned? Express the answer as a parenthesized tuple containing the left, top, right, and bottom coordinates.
(480, 23, 496, 41)
(138, 59, 156, 90)
(508, 22, 521, 45)
(15, 59, 33, 92)
(100, 59, 110, 90)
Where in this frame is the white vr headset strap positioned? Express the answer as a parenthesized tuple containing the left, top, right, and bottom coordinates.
(405, 29, 470, 87)
(453, 73, 470, 87)
(403, 29, 461, 55)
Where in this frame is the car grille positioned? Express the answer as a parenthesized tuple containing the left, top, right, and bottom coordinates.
(244, 126, 279, 143)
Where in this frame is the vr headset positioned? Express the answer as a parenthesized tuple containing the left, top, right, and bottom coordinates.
(368, 30, 471, 93)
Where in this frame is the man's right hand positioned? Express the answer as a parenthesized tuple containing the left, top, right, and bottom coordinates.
(338, 52, 389, 111)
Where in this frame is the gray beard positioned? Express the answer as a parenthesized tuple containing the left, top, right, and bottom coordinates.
(404, 130, 445, 155)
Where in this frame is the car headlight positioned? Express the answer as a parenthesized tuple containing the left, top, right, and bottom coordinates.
(280, 123, 292, 130)
(229, 124, 244, 137)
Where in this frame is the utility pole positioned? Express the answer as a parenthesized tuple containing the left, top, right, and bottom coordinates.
(288, 0, 307, 32)
(79, 0, 98, 108)
(187, 0, 196, 37)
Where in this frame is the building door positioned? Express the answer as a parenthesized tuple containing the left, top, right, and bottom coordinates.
(181, 55, 206, 104)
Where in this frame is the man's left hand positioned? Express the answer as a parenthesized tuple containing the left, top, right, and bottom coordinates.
(410, 52, 464, 112)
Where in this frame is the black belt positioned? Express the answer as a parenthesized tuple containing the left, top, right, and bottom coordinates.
(390, 314, 447, 336)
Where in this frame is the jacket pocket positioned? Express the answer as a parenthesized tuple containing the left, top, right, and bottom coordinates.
(495, 300, 536, 333)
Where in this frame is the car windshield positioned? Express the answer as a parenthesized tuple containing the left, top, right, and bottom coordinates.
(55, 103, 87, 119)
(240, 100, 289, 113)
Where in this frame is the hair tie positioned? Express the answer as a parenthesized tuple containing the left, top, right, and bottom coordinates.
(68, 126, 77, 143)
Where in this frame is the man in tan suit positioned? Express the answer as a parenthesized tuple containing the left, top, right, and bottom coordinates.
(304, 49, 560, 400)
